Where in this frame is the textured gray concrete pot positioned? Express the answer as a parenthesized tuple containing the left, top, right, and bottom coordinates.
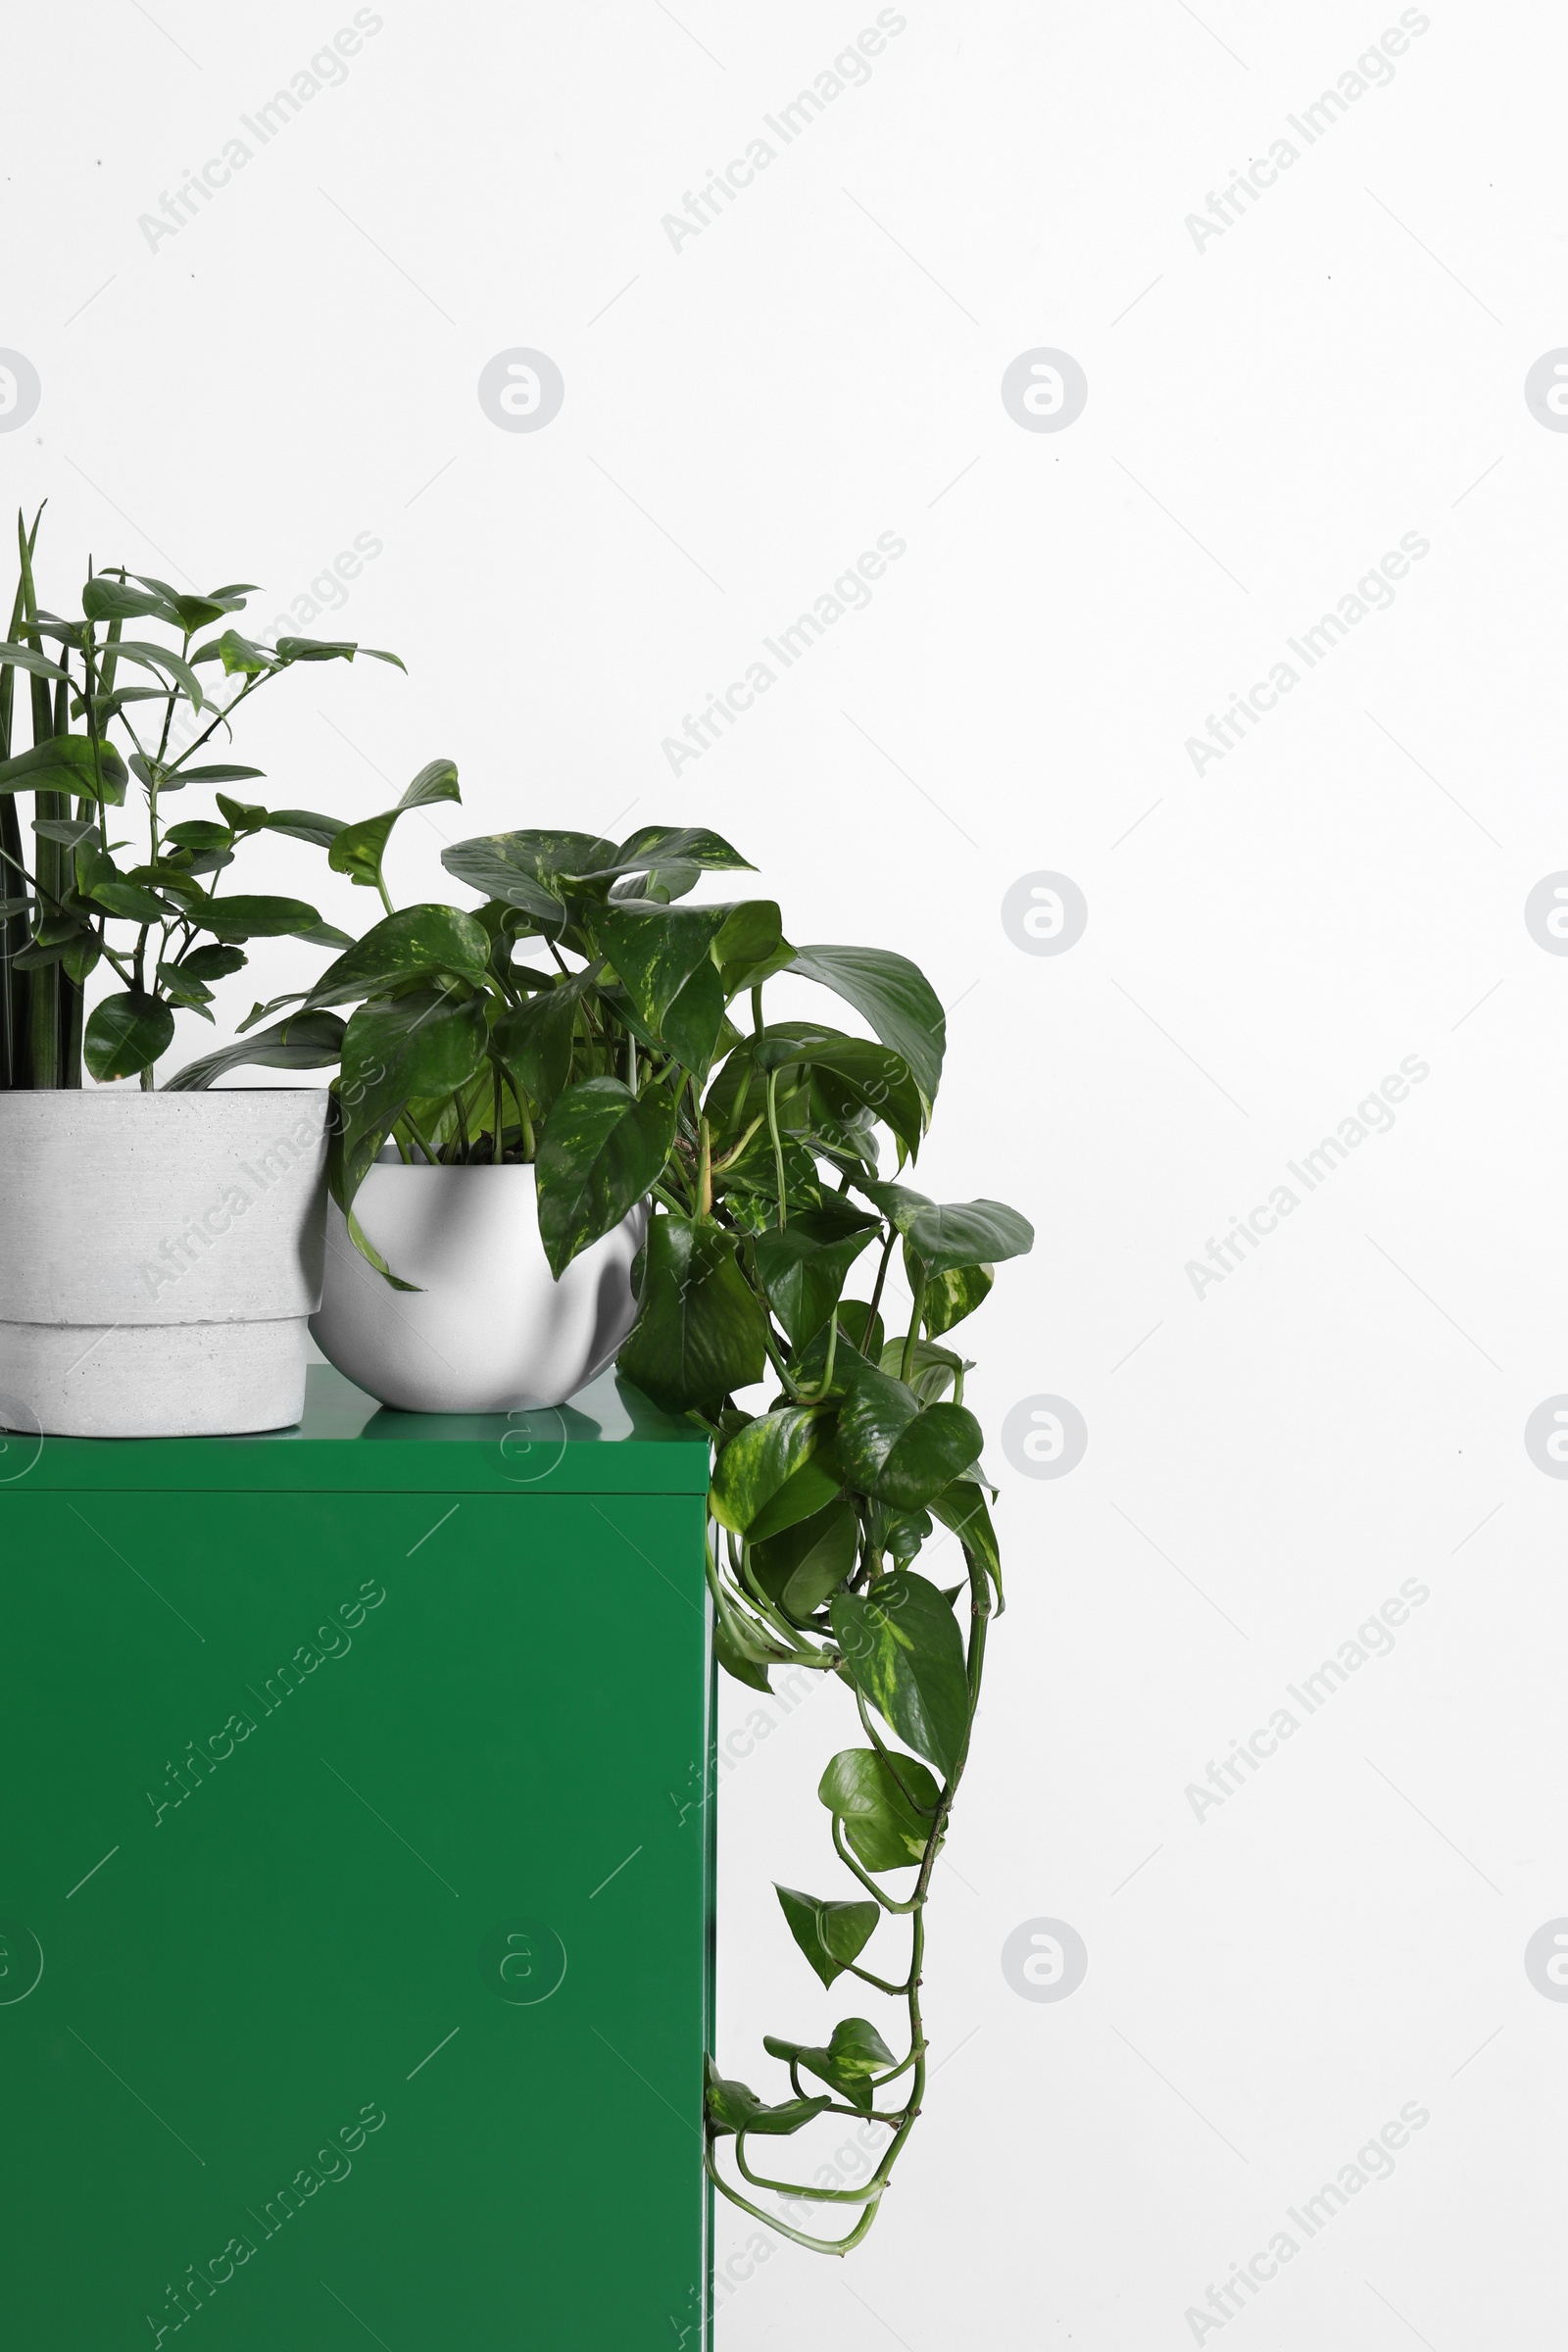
(0, 1090, 329, 1439)
(310, 1163, 643, 1413)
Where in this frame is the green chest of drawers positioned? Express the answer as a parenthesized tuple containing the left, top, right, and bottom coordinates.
(0, 1367, 714, 2348)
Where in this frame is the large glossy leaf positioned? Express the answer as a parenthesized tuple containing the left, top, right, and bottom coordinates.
(534, 1077, 674, 1278)
(593, 902, 736, 1039)
(751, 1498, 858, 1620)
(904, 1198, 1034, 1274)
(806, 1039, 926, 1160)
(334, 988, 488, 1197)
(568, 825, 755, 884)
(489, 966, 597, 1119)
(816, 1746, 940, 1873)
(616, 1213, 767, 1412)
(831, 1570, 969, 1777)
(837, 1363, 982, 1509)
(923, 1260, 994, 1337)
(704, 2060, 830, 2139)
(441, 830, 615, 928)
(755, 1213, 877, 1347)
(329, 759, 460, 895)
(710, 1404, 827, 1536)
(83, 991, 175, 1082)
(762, 2017, 895, 2114)
(303, 906, 492, 1006)
(786, 1308, 886, 1399)
(774, 1886, 881, 1990)
(743, 1434, 847, 1544)
(164, 1010, 347, 1091)
(790, 944, 946, 1115)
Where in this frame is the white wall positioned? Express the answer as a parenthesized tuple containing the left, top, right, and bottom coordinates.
(7, 3, 1565, 2343)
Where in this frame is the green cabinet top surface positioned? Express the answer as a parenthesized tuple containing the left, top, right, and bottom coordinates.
(12, 1364, 711, 1494)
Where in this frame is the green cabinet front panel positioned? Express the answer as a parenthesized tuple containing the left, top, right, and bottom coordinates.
(0, 1371, 713, 2348)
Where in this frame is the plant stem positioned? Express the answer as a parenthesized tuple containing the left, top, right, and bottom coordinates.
(766, 1067, 787, 1230)
(900, 1260, 927, 1383)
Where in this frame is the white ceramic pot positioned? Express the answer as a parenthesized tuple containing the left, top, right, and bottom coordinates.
(0, 1090, 329, 1439)
(309, 1162, 644, 1414)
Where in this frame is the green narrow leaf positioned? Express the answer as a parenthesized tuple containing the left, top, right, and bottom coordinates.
(163, 1010, 346, 1092)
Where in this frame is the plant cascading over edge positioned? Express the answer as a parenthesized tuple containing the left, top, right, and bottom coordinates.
(223, 802, 1035, 2254)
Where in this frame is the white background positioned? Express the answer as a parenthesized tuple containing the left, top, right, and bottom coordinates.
(6, 3, 1568, 2344)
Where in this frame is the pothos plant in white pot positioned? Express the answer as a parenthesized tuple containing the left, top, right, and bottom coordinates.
(197, 782, 1033, 2250)
(0, 509, 411, 1438)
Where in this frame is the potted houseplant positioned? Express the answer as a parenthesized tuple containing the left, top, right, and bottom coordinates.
(205, 800, 1032, 2250)
(0, 510, 405, 1438)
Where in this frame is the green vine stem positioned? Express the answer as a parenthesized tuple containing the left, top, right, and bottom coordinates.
(707, 1546, 993, 2253)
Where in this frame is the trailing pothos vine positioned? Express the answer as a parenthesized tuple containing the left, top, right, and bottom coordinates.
(176, 807, 1033, 2255)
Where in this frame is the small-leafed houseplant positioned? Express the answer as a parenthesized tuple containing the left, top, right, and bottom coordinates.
(220, 808, 1032, 2247)
(0, 510, 400, 1436)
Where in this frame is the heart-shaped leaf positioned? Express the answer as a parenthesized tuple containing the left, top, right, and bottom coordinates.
(790, 943, 946, 1116)
(534, 1076, 675, 1279)
(761, 2017, 896, 2114)
(704, 2059, 830, 2138)
(923, 1261, 994, 1336)
(774, 1886, 880, 1990)
(303, 906, 492, 1007)
(817, 1746, 940, 1873)
(710, 1404, 828, 1536)
(616, 1213, 767, 1412)
(831, 1569, 970, 1777)
(755, 1214, 877, 1348)
(904, 1198, 1034, 1274)
(837, 1363, 982, 1510)
(751, 1498, 858, 1619)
